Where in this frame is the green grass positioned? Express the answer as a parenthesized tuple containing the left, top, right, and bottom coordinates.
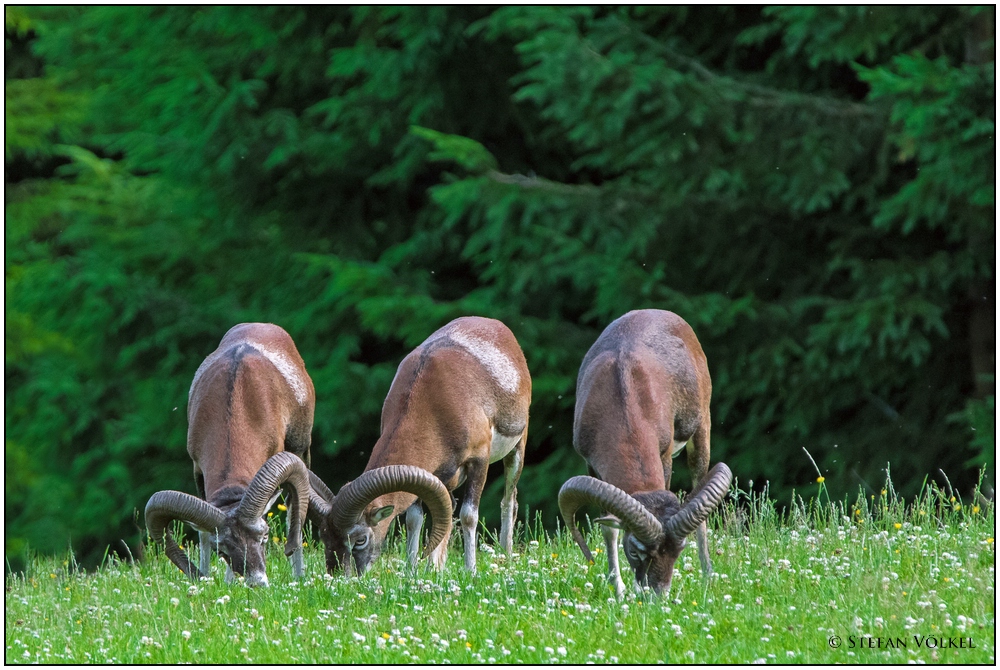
(5, 480, 995, 664)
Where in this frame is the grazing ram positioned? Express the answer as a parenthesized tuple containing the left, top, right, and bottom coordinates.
(309, 316, 531, 576)
(559, 309, 732, 596)
(145, 323, 314, 587)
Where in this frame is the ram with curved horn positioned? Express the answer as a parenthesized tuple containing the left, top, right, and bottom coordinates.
(145, 323, 315, 587)
(309, 316, 531, 576)
(559, 309, 732, 596)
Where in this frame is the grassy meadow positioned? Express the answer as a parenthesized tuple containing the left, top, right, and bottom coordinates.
(5, 480, 995, 665)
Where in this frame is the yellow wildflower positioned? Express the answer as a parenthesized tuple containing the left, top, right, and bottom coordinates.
(894, 523, 902, 529)
(881, 489, 887, 496)
(816, 476, 825, 484)
(277, 504, 287, 512)
(972, 505, 980, 514)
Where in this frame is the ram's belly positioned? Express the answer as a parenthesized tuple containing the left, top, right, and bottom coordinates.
(489, 427, 521, 463)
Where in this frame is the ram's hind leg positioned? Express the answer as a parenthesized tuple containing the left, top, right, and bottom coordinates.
(687, 420, 712, 577)
(460, 459, 488, 573)
(500, 431, 526, 555)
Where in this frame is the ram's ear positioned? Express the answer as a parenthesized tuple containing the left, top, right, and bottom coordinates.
(593, 514, 624, 530)
(367, 505, 394, 525)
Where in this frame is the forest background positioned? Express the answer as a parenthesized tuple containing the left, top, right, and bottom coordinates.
(5, 6, 994, 570)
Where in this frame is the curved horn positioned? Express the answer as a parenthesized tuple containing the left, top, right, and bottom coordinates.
(662, 462, 732, 540)
(558, 476, 665, 558)
(308, 470, 334, 520)
(145, 491, 225, 578)
(330, 465, 453, 558)
(237, 452, 310, 557)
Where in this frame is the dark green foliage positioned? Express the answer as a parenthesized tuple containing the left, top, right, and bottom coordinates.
(5, 6, 993, 567)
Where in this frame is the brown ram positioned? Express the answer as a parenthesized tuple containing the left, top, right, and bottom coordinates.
(310, 316, 531, 575)
(559, 310, 732, 596)
(145, 323, 314, 586)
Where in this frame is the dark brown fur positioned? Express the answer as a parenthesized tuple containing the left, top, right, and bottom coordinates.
(188, 323, 315, 584)
(573, 309, 712, 594)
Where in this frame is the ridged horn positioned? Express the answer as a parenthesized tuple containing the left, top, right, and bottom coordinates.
(662, 462, 732, 540)
(145, 491, 225, 578)
(308, 470, 334, 521)
(559, 476, 665, 559)
(237, 452, 310, 557)
(330, 465, 453, 558)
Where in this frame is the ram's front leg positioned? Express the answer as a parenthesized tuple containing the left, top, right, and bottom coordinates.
(405, 502, 424, 567)
(688, 421, 713, 578)
(602, 525, 627, 599)
(199, 530, 213, 577)
(287, 521, 305, 579)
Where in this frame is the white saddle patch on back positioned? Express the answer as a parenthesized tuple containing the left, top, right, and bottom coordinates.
(489, 426, 521, 463)
(190, 340, 309, 406)
(449, 329, 520, 393)
(672, 440, 687, 458)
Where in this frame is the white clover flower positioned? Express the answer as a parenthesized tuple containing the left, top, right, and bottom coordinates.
(352, 632, 365, 643)
(181, 631, 191, 641)
(557, 646, 567, 657)
(170, 598, 180, 607)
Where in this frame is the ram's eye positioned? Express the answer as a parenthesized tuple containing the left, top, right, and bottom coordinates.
(626, 540, 645, 561)
(354, 534, 370, 551)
